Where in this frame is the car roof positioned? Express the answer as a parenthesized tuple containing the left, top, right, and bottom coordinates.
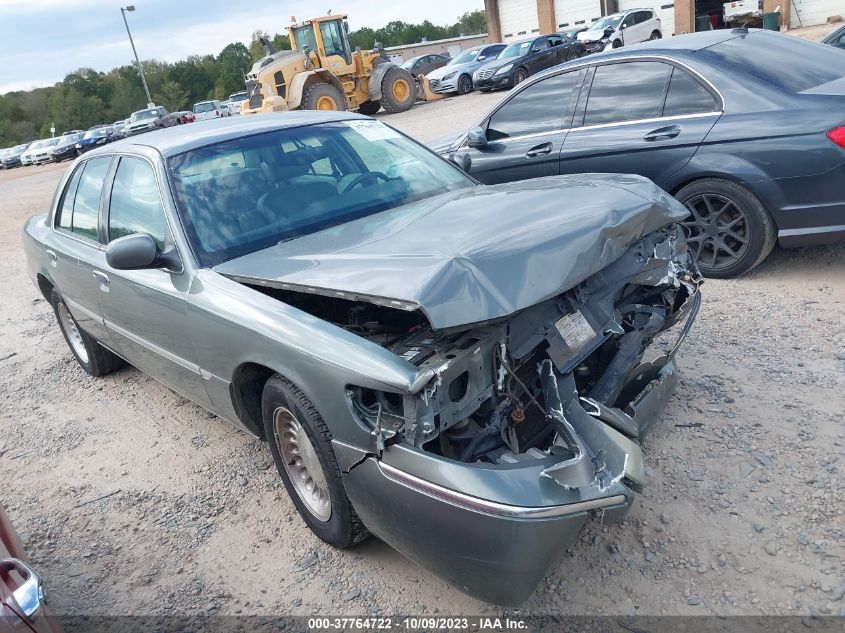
(590, 28, 751, 57)
(93, 110, 369, 158)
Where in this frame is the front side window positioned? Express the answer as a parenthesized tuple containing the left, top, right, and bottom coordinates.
(663, 67, 719, 116)
(622, 13, 636, 28)
(168, 121, 472, 266)
(108, 157, 168, 249)
(319, 20, 347, 58)
(56, 158, 111, 240)
(547, 35, 563, 47)
(487, 70, 584, 139)
(584, 61, 671, 126)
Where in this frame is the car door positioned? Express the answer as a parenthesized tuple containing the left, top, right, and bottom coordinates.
(558, 60, 721, 189)
(453, 68, 586, 184)
(93, 154, 212, 407)
(618, 12, 636, 44)
(49, 157, 113, 343)
(527, 37, 555, 74)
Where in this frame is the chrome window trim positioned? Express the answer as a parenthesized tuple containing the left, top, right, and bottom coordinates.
(571, 110, 722, 133)
(378, 461, 627, 519)
(455, 53, 725, 152)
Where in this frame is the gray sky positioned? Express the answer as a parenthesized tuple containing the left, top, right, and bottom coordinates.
(0, 0, 484, 94)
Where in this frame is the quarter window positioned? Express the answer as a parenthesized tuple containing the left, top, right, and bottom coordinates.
(663, 67, 719, 116)
(584, 61, 671, 126)
(487, 70, 584, 139)
(55, 157, 111, 241)
(108, 157, 168, 249)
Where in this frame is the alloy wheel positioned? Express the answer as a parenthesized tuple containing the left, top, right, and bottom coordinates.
(681, 193, 750, 273)
(273, 406, 332, 522)
(57, 302, 89, 364)
(458, 75, 472, 94)
(514, 69, 527, 85)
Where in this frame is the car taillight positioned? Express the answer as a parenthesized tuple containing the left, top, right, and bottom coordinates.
(827, 126, 845, 149)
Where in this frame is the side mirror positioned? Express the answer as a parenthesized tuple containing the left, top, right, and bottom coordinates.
(478, 55, 487, 61)
(106, 233, 180, 271)
(450, 152, 472, 172)
(467, 127, 488, 149)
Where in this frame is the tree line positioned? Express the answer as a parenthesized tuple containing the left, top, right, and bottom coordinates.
(0, 10, 485, 147)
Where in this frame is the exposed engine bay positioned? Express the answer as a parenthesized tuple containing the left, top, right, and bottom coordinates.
(252, 225, 701, 489)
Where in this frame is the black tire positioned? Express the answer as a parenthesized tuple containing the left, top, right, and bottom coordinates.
(513, 67, 528, 85)
(301, 82, 347, 111)
(50, 289, 124, 377)
(357, 100, 381, 115)
(380, 66, 416, 113)
(650, 30, 662, 39)
(675, 178, 776, 278)
(262, 375, 369, 548)
(612, 39, 623, 49)
(456, 74, 473, 95)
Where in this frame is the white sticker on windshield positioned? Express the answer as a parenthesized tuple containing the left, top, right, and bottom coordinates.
(345, 119, 402, 141)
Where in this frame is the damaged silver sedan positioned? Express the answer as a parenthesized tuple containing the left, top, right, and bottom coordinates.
(23, 112, 701, 605)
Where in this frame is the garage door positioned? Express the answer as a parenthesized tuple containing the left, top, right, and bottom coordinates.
(555, 0, 604, 29)
(791, 0, 843, 27)
(616, 0, 677, 36)
(499, 0, 540, 40)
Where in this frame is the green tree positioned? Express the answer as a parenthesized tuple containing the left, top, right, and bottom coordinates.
(214, 42, 251, 100)
(156, 80, 190, 111)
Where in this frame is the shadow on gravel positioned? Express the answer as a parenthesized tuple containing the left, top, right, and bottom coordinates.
(747, 244, 845, 279)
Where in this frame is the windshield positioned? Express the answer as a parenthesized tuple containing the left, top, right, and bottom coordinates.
(83, 129, 108, 139)
(131, 110, 158, 122)
(168, 121, 473, 267)
(499, 41, 532, 59)
(401, 58, 418, 69)
(293, 24, 318, 51)
(588, 15, 623, 31)
(449, 49, 479, 65)
(193, 102, 216, 113)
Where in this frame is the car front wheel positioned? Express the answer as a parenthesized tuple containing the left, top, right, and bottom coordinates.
(263, 374, 369, 548)
(513, 68, 528, 85)
(457, 74, 473, 95)
(675, 178, 776, 278)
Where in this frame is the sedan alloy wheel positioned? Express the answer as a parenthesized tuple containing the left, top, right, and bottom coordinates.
(681, 193, 750, 274)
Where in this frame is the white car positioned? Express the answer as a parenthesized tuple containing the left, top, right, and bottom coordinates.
(577, 9, 662, 53)
(226, 91, 248, 115)
(192, 100, 230, 121)
(20, 139, 49, 166)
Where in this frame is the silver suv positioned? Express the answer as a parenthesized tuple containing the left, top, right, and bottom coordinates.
(577, 9, 662, 53)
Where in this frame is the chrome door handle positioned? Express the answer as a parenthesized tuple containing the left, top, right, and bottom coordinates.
(45, 250, 57, 268)
(0, 558, 45, 620)
(92, 270, 110, 292)
(644, 125, 681, 141)
(526, 142, 553, 158)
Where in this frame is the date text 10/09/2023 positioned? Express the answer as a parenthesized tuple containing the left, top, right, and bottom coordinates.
(308, 617, 529, 630)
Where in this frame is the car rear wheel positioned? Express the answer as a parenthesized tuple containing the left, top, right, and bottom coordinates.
(262, 374, 369, 548)
(675, 178, 776, 278)
(650, 30, 662, 39)
(457, 74, 473, 95)
(564, 50, 580, 62)
(51, 289, 124, 377)
(380, 67, 416, 113)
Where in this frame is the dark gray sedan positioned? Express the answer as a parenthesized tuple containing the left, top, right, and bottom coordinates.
(442, 29, 845, 278)
(23, 112, 701, 604)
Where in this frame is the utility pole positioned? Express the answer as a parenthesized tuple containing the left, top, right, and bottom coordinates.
(120, 5, 154, 107)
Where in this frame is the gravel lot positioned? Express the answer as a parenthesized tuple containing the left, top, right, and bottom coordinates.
(1, 94, 843, 621)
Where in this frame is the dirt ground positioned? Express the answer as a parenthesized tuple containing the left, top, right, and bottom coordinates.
(1, 95, 843, 622)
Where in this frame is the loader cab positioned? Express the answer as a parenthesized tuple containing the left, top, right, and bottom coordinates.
(290, 16, 353, 72)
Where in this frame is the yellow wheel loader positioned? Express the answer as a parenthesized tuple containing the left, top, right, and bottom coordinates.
(242, 14, 427, 116)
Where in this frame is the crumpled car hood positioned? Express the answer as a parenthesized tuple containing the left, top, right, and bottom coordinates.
(214, 174, 689, 330)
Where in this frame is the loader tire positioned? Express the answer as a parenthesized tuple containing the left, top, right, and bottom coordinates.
(380, 67, 416, 114)
(301, 82, 347, 111)
(357, 100, 381, 115)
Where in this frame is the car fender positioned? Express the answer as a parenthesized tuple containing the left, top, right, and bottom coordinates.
(287, 69, 346, 110)
(368, 61, 399, 102)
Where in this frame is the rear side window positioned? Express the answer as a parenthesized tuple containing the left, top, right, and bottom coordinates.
(108, 157, 168, 249)
(698, 33, 844, 93)
(487, 70, 584, 139)
(663, 67, 719, 116)
(584, 61, 671, 126)
(55, 157, 111, 241)
(636, 11, 653, 23)
(56, 168, 83, 231)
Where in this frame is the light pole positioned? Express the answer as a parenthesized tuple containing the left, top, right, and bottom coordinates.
(120, 5, 153, 107)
